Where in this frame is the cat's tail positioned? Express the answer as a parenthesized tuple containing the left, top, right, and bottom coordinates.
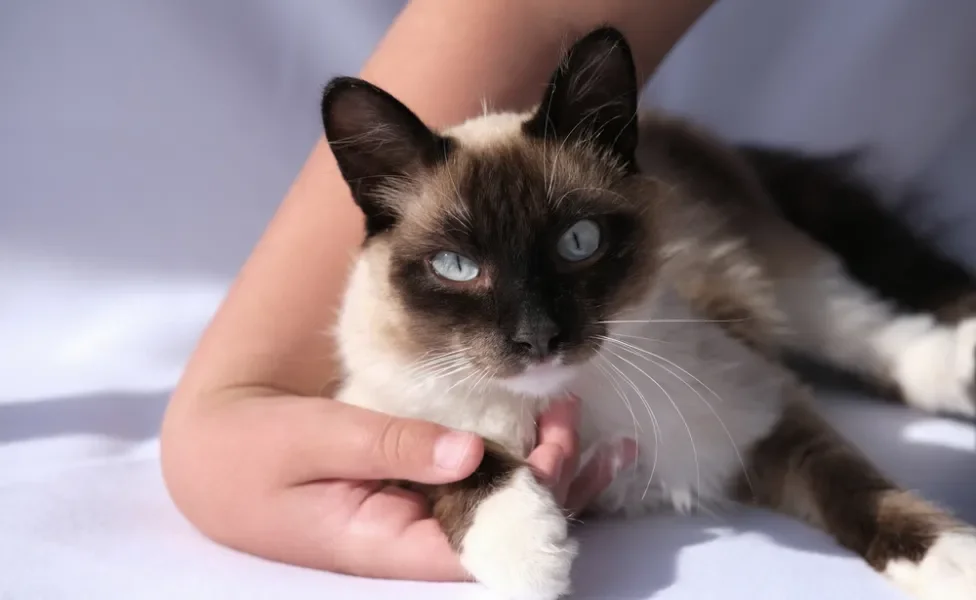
(738, 145, 976, 322)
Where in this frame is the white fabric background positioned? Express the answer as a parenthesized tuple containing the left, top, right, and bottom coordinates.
(1, 1, 973, 599)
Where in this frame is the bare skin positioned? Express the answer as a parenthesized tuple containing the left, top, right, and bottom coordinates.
(160, 0, 715, 582)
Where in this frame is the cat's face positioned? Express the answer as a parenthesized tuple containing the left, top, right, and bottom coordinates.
(323, 28, 658, 396)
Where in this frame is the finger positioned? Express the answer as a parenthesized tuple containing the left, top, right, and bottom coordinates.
(214, 395, 484, 485)
(532, 395, 580, 499)
(565, 438, 638, 515)
(526, 442, 564, 496)
(207, 480, 470, 582)
(343, 485, 472, 581)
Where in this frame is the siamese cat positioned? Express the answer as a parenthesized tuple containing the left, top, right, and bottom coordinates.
(323, 27, 976, 600)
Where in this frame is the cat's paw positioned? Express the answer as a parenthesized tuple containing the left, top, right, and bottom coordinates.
(895, 318, 976, 418)
(460, 466, 577, 600)
(885, 530, 976, 600)
(954, 318, 976, 415)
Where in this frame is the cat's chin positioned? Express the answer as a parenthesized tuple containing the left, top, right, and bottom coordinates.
(496, 359, 580, 398)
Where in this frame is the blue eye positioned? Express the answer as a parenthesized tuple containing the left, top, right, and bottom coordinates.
(556, 219, 601, 261)
(430, 251, 480, 282)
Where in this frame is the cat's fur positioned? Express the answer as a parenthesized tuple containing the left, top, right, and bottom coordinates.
(322, 27, 976, 600)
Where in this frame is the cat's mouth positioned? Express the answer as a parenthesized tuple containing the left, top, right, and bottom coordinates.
(496, 358, 579, 398)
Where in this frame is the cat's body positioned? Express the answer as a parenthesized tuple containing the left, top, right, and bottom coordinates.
(323, 28, 976, 600)
(337, 111, 794, 510)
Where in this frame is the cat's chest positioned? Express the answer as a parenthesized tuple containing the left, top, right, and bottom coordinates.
(567, 300, 789, 512)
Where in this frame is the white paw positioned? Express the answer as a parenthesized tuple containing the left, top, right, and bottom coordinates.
(460, 467, 578, 600)
(953, 319, 976, 414)
(894, 319, 976, 417)
(885, 530, 976, 600)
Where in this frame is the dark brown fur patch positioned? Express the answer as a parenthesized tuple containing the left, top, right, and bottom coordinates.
(739, 145, 976, 325)
(738, 398, 959, 570)
(411, 440, 526, 551)
(937, 292, 976, 323)
(634, 115, 789, 353)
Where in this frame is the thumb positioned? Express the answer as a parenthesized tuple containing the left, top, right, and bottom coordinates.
(371, 415, 485, 484)
(317, 401, 484, 484)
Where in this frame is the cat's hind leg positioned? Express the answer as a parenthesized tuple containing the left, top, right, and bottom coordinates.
(741, 145, 976, 417)
(771, 248, 976, 418)
(738, 395, 976, 599)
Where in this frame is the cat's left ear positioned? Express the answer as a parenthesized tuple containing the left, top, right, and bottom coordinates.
(321, 77, 453, 237)
(524, 27, 639, 170)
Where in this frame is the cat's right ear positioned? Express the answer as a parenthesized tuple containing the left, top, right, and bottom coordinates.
(321, 77, 453, 237)
(523, 27, 639, 170)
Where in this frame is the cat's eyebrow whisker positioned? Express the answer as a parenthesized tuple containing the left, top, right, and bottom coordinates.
(599, 336, 754, 498)
(550, 186, 632, 207)
(551, 186, 596, 208)
(602, 345, 700, 512)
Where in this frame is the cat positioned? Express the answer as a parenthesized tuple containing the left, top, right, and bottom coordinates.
(321, 26, 976, 600)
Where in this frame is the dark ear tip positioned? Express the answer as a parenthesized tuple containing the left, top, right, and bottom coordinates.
(568, 26, 632, 59)
(565, 26, 636, 77)
(321, 76, 368, 111)
(321, 76, 393, 141)
(576, 26, 628, 47)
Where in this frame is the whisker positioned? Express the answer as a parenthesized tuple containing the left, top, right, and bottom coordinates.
(597, 318, 749, 325)
(593, 355, 642, 435)
(403, 348, 468, 375)
(602, 345, 700, 511)
(416, 357, 469, 379)
(609, 332, 675, 346)
(598, 353, 660, 492)
(601, 336, 724, 404)
(443, 367, 480, 394)
(404, 357, 470, 394)
(462, 366, 493, 404)
(601, 337, 754, 497)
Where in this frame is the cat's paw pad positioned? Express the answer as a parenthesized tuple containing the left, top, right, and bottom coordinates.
(885, 530, 976, 600)
(460, 466, 577, 600)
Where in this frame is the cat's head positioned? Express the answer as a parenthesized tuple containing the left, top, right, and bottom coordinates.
(322, 27, 660, 397)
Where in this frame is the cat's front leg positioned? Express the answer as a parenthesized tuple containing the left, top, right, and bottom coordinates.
(421, 440, 578, 600)
(738, 396, 976, 600)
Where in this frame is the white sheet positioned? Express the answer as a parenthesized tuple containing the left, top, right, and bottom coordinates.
(1, 1, 974, 599)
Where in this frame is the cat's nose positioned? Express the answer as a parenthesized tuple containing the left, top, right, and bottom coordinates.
(511, 320, 561, 361)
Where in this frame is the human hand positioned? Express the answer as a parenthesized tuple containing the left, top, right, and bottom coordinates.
(322, 394, 637, 581)
(162, 393, 636, 584)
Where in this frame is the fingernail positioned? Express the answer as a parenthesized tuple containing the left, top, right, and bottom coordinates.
(434, 431, 477, 472)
